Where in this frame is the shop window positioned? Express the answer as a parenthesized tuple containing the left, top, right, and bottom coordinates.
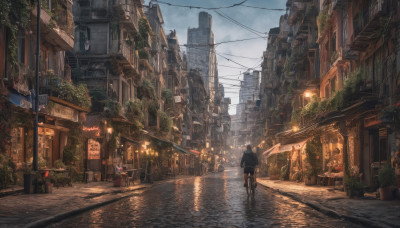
(371, 129, 389, 162)
(38, 127, 55, 166)
(10, 128, 24, 165)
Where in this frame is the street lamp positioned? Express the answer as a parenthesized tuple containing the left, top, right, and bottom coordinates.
(304, 91, 312, 98)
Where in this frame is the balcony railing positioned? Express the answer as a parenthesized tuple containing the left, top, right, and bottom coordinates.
(113, 0, 139, 33)
(31, 5, 74, 50)
(110, 40, 138, 72)
(352, 0, 387, 49)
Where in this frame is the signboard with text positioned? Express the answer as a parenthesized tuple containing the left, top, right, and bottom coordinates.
(88, 139, 101, 160)
(47, 101, 79, 122)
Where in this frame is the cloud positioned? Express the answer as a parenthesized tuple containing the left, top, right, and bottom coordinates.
(144, 0, 286, 114)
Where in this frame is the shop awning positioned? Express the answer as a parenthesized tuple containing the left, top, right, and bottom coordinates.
(190, 149, 201, 155)
(121, 135, 141, 145)
(173, 145, 190, 154)
(265, 140, 308, 158)
(262, 143, 280, 156)
(277, 140, 308, 154)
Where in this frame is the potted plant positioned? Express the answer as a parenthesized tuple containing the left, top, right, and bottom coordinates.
(268, 165, 280, 180)
(304, 168, 317, 186)
(378, 163, 395, 200)
(344, 175, 364, 198)
(113, 173, 122, 187)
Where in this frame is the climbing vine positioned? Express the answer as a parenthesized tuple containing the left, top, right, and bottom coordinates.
(0, 0, 34, 66)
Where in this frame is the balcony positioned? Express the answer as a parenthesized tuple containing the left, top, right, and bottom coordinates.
(350, 0, 389, 51)
(332, 0, 347, 10)
(113, 0, 139, 33)
(31, 5, 74, 50)
(110, 40, 139, 74)
(330, 48, 346, 66)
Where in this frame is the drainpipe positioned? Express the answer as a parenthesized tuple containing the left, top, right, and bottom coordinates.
(33, 0, 41, 172)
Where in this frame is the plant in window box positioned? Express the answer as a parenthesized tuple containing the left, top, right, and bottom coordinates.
(378, 162, 396, 200)
(113, 173, 122, 187)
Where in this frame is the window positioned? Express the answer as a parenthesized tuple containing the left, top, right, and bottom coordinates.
(122, 81, 129, 104)
(342, 12, 348, 46)
(17, 30, 25, 64)
(79, 27, 91, 52)
(0, 28, 7, 79)
(324, 83, 330, 98)
(10, 128, 24, 164)
(331, 76, 336, 94)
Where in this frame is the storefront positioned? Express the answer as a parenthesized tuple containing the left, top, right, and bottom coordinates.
(38, 97, 87, 168)
(320, 126, 344, 174)
(362, 114, 391, 188)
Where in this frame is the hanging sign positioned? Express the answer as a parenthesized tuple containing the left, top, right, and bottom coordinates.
(88, 139, 101, 160)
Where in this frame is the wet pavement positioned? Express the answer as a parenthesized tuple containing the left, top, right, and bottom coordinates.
(50, 167, 360, 227)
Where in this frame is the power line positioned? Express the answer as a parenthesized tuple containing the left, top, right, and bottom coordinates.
(214, 10, 267, 38)
(182, 36, 267, 47)
(155, 0, 248, 10)
(217, 52, 262, 60)
(241, 5, 286, 11)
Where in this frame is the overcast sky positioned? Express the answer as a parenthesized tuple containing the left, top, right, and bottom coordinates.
(144, 0, 287, 115)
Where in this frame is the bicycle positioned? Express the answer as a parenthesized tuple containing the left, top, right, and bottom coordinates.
(246, 169, 256, 198)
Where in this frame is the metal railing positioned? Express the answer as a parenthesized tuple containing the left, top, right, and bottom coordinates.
(110, 40, 138, 69)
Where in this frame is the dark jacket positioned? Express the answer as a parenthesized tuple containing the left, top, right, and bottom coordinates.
(240, 150, 258, 168)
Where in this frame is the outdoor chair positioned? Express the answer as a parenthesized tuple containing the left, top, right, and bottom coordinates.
(127, 170, 135, 186)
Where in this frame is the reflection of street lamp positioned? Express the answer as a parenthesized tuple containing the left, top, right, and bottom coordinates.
(292, 126, 299, 132)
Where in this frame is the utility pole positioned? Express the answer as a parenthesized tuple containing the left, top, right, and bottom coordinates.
(33, 0, 41, 172)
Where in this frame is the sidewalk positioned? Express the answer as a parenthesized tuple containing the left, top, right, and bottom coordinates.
(257, 178, 400, 228)
(0, 181, 152, 228)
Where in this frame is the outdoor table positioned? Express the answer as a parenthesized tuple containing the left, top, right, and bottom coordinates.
(120, 172, 129, 186)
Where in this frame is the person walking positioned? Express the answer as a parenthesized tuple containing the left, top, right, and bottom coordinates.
(240, 145, 259, 187)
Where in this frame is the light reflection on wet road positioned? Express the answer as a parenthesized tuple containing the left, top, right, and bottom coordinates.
(50, 167, 360, 227)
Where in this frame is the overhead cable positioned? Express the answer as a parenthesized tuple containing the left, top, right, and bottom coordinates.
(155, 0, 248, 10)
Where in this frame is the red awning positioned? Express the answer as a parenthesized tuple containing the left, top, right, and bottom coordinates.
(190, 150, 201, 155)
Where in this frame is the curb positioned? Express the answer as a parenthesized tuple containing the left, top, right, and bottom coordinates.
(24, 186, 150, 228)
(257, 181, 394, 228)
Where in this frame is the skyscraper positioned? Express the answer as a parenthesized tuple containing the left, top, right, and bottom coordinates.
(187, 12, 218, 101)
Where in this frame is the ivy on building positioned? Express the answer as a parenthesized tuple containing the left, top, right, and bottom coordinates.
(135, 17, 151, 59)
(0, 0, 33, 66)
(159, 110, 172, 133)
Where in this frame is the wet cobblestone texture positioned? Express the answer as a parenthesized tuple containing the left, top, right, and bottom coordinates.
(50, 168, 361, 228)
(258, 179, 400, 228)
(0, 182, 151, 227)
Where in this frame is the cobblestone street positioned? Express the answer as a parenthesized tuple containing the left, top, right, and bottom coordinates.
(50, 168, 360, 227)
